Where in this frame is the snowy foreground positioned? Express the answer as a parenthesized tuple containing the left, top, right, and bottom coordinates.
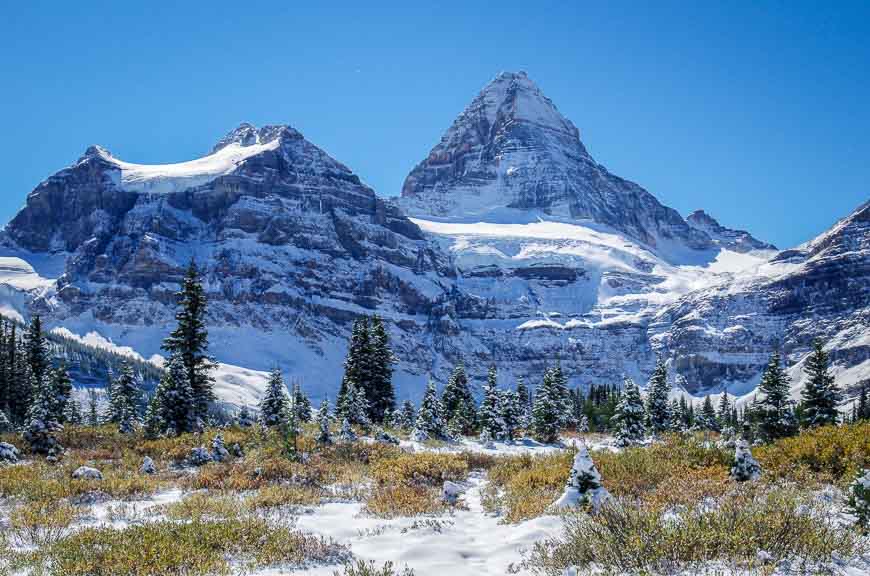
(5, 432, 869, 576)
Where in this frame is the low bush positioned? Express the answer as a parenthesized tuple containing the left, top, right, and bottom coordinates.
(20, 518, 347, 576)
(527, 484, 866, 576)
(370, 452, 468, 487)
(8, 500, 83, 547)
(365, 484, 447, 518)
(335, 559, 416, 576)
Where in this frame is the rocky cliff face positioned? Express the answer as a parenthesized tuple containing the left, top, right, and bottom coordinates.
(400, 71, 711, 254)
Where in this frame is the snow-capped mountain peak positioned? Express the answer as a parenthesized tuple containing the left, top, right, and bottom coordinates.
(400, 72, 711, 255)
(211, 122, 303, 153)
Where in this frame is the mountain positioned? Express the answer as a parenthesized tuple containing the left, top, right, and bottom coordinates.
(400, 71, 711, 254)
(1, 123, 454, 401)
(0, 73, 865, 406)
(686, 210, 777, 254)
(653, 201, 870, 396)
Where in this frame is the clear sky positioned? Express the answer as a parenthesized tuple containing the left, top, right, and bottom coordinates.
(1, 1, 868, 248)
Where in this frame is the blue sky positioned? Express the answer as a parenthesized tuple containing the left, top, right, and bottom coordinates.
(1, 1, 868, 248)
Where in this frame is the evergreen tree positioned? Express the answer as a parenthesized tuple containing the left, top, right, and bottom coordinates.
(86, 388, 100, 427)
(367, 316, 396, 422)
(317, 398, 332, 444)
(697, 395, 719, 431)
(441, 363, 476, 435)
(397, 399, 416, 430)
(292, 382, 313, 422)
(478, 365, 503, 439)
(717, 390, 732, 429)
(25, 315, 49, 389)
(161, 261, 216, 424)
(112, 362, 142, 434)
(550, 364, 574, 427)
(23, 372, 63, 458)
(858, 385, 869, 422)
(516, 376, 532, 427)
(62, 396, 83, 426)
(499, 389, 521, 441)
(146, 355, 196, 437)
(800, 339, 842, 428)
(412, 378, 443, 441)
(48, 363, 73, 424)
(337, 317, 370, 416)
(756, 352, 798, 442)
(668, 398, 685, 431)
(344, 380, 371, 428)
(613, 377, 646, 445)
(645, 358, 671, 434)
(532, 367, 564, 443)
(237, 405, 255, 428)
(259, 368, 290, 428)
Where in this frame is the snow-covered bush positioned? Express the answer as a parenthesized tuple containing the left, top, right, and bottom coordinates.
(552, 444, 611, 513)
(374, 428, 399, 445)
(0, 441, 20, 464)
(339, 418, 357, 442)
(211, 434, 229, 462)
(140, 456, 156, 475)
(847, 469, 870, 531)
(187, 446, 212, 467)
(72, 466, 103, 480)
(0, 410, 13, 433)
(730, 440, 761, 481)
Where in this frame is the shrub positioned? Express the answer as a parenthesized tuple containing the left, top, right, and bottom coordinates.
(28, 518, 347, 576)
(364, 484, 447, 518)
(754, 422, 870, 485)
(527, 484, 866, 576)
(370, 453, 468, 487)
(9, 501, 83, 547)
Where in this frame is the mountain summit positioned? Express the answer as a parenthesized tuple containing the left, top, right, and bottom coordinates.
(400, 71, 711, 254)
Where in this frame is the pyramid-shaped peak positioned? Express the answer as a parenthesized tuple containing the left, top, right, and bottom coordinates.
(212, 122, 302, 153)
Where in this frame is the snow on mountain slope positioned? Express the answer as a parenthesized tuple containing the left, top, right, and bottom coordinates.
(96, 139, 281, 194)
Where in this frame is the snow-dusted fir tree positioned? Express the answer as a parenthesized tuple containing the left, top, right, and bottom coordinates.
(316, 398, 332, 444)
(342, 380, 371, 429)
(668, 398, 685, 432)
(717, 390, 732, 429)
(86, 388, 100, 427)
(412, 378, 443, 441)
(441, 363, 476, 435)
(339, 417, 356, 442)
(23, 373, 63, 458)
(551, 364, 574, 428)
(847, 469, 870, 532)
(112, 362, 142, 434)
(24, 316, 50, 390)
(645, 358, 671, 435)
(237, 405, 255, 428)
(552, 444, 611, 512)
(0, 409, 12, 433)
(516, 376, 532, 428)
(397, 399, 416, 431)
(697, 395, 719, 431)
(478, 365, 503, 440)
(337, 317, 370, 418)
(161, 261, 216, 424)
(292, 382, 313, 423)
(756, 352, 798, 442)
(532, 367, 565, 443)
(499, 389, 521, 441)
(259, 368, 290, 428)
(367, 315, 396, 423)
(62, 396, 83, 426)
(613, 377, 645, 446)
(145, 355, 196, 437)
(47, 363, 73, 424)
(577, 415, 589, 433)
(857, 385, 870, 422)
(800, 339, 841, 428)
(730, 439, 762, 481)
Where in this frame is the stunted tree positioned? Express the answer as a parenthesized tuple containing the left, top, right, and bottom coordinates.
(613, 377, 645, 446)
(800, 339, 841, 428)
(145, 355, 195, 437)
(112, 362, 142, 434)
(478, 365, 502, 439)
(413, 378, 443, 441)
(259, 368, 290, 428)
(441, 363, 476, 435)
(645, 358, 671, 435)
(162, 261, 216, 425)
(756, 351, 798, 442)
